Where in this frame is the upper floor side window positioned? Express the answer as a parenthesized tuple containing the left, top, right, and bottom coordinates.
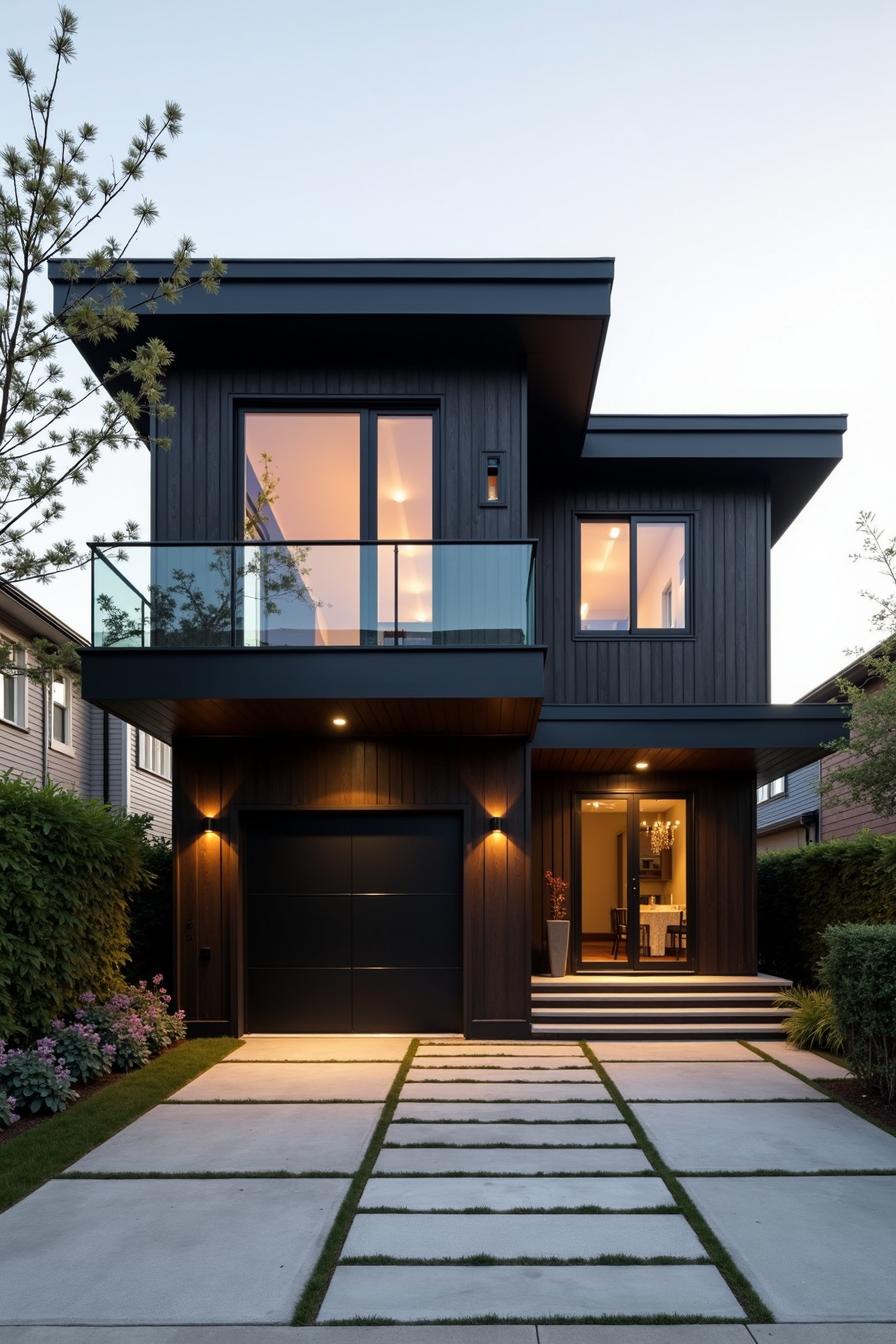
(757, 776, 787, 804)
(577, 515, 690, 636)
(137, 729, 172, 781)
(0, 644, 27, 729)
(242, 408, 436, 544)
(50, 672, 73, 751)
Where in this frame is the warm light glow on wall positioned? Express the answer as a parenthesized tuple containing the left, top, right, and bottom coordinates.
(332, 716, 347, 728)
(489, 815, 506, 837)
(634, 760, 649, 771)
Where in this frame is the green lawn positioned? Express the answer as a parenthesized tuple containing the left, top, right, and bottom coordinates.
(0, 1036, 238, 1213)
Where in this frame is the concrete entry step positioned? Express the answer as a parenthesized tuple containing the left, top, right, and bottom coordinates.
(532, 1024, 789, 1039)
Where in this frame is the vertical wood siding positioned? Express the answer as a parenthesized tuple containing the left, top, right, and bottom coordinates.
(174, 737, 530, 1036)
(532, 769, 757, 975)
(153, 362, 527, 542)
(530, 472, 771, 705)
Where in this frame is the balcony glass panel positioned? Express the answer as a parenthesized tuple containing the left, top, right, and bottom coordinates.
(92, 542, 535, 649)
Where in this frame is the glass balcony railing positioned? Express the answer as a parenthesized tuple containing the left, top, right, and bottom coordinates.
(91, 540, 537, 650)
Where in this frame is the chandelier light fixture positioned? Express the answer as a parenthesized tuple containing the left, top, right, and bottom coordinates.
(641, 818, 680, 854)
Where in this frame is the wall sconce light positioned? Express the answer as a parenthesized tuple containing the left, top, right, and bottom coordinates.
(489, 816, 505, 835)
(203, 816, 221, 834)
(634, 760, 649, 771)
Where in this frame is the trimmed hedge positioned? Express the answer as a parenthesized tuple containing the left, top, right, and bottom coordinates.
(757, 832, 896, 984)
(0, 777, 149, 1040)
(821, 923, 896, 1102)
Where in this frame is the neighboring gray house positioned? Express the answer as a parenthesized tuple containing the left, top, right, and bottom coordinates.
(756, 761, 821, 853)
(0, 584, 171, 838)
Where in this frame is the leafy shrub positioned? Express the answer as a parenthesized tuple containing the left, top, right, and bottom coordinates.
(48, 1020, 115, 1085)
(0, 777, 150, 1039)
(0, 1037, 77, 1115)
(76, 994, 151, 1072)
(758, 833, 896, 983)
(125, 832, 173, 988)
(0, 1093, 17, 1127)
(820, 923, 896, 1102)
(128, 976, 186, 1053)
(776, 986, 844, 1054)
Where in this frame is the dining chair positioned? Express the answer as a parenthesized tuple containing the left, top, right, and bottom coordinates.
(665, 909, 687, 960)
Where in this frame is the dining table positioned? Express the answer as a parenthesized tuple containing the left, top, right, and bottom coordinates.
(635, 904, 684, 957)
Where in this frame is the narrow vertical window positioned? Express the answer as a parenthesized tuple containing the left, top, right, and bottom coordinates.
(51, 674, 71, 747)
(1, 646, 25, 727)
(486, 455, 500, 502)
(579, 521, 630, 632)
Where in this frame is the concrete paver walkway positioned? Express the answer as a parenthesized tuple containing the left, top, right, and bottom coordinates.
(0, 1033, 892, 1336)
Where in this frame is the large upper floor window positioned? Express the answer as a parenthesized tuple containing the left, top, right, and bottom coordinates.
(757, 776, 787, 804)
(137, 729, 172, 781)
(578, 516, 689, 635)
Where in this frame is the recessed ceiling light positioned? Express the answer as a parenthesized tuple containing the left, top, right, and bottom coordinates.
(634, 760, 649, 770)
(609, 526, 621, 540)
(392, 490, 408, 504)
(332, 716, 347, 728)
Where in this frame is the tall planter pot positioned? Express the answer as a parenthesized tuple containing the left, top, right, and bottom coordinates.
(547, 919, 571, 978)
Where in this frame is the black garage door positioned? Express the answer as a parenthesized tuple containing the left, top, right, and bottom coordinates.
(245, 812, 462, 1032)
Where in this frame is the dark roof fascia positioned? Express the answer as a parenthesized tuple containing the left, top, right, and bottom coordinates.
(48, 257, 615, 320)
(0, 582, 86, 646)
(533, 702, 848, 751)
(798, 639, 892, 705)
(757, 813, 817, 837)
(582, 414, 845, 543)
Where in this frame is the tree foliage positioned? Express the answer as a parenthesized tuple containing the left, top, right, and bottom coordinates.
(822, 513, 896, 818)
(0, 5, 224, 590)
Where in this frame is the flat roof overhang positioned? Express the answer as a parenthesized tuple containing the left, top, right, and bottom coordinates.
(583, 415, 846, 543)
(79, 645, 546, 741)
(49, 257, 614, 456)
(532, 703, 848, 785)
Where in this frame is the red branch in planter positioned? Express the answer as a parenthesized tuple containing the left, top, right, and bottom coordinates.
(544, 870, 569, 920)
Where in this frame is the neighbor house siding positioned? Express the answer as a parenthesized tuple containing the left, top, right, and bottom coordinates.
(130, 726, 173, 839)
(819, 747, 896, 840)
(152, 362, 528, 544)
(531, 471, 770, 705)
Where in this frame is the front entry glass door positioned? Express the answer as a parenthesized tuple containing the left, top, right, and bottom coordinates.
(577, 794, 690, 970)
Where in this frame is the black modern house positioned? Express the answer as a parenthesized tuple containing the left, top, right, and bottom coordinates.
(53, 258, 847, 1039)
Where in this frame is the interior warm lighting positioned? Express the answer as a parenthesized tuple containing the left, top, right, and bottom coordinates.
(580, 601, 589, 620)
(634, 760, 649, 770)
(489, 815, 506, 835)
(609, 526, 621, 540)
(332, 716, 347, 727)
(391, 490, 408, 504)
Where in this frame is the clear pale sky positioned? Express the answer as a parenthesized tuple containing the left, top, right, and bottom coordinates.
(4, 0, 895, 700)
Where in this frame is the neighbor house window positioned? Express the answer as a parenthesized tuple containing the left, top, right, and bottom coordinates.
(50, 673, 72, 748)
(757, 777, 787, 804)
(0, 645, 26, 728)
(137, 729, 172, 780)
(578, 517, 689, 634)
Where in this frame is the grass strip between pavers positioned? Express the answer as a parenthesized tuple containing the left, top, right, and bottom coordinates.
(0, 1037, 239, 1214)
(291, 1036, 419, 1325)
(580, 1041, 774, 1324)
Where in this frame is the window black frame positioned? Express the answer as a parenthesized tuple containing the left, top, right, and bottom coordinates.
(574, 512, 694, 639)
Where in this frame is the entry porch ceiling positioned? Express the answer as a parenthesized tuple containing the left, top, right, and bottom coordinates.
(532, 703, 848, 786)
(79, 645, 545, 742)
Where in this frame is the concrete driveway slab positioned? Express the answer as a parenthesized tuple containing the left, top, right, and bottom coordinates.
(410, 1055, 590, 1069)
(682, 1175, 896, 1321)
(393, 1101, 618, 1122)
(605, 1062, 825, 1101)
(296, 1330, 538, 1342)
(0, 1177, 348, 1324)
(373, 1146, 651, 1175)
(342, 1211, 706, 1260)
(633, 1100, 896, 1172)
(539, 1329, 752, 1342)
(593, 1042, 758, 1062)
(417, 1043, 581, 1056)
(229, 1036, 410, 1061)
(360, 1175, 673, 1210)
(169, 1061, 397, 1102)
(409, 1068, 596, 1083)
(745, 1041, 852, 1079)
(0, 1330, 539, 1343)
(384, 1121, 634, 1146)
(747, 1328, 896, 1342)
(318, 1263, 744, 1321)
(68, 1102, 380, 1174)
(401, 1081, 608, 1102)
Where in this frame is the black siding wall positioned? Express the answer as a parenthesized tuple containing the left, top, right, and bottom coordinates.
(153, 362, 527, 542)
(531, 473, 771, 705)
